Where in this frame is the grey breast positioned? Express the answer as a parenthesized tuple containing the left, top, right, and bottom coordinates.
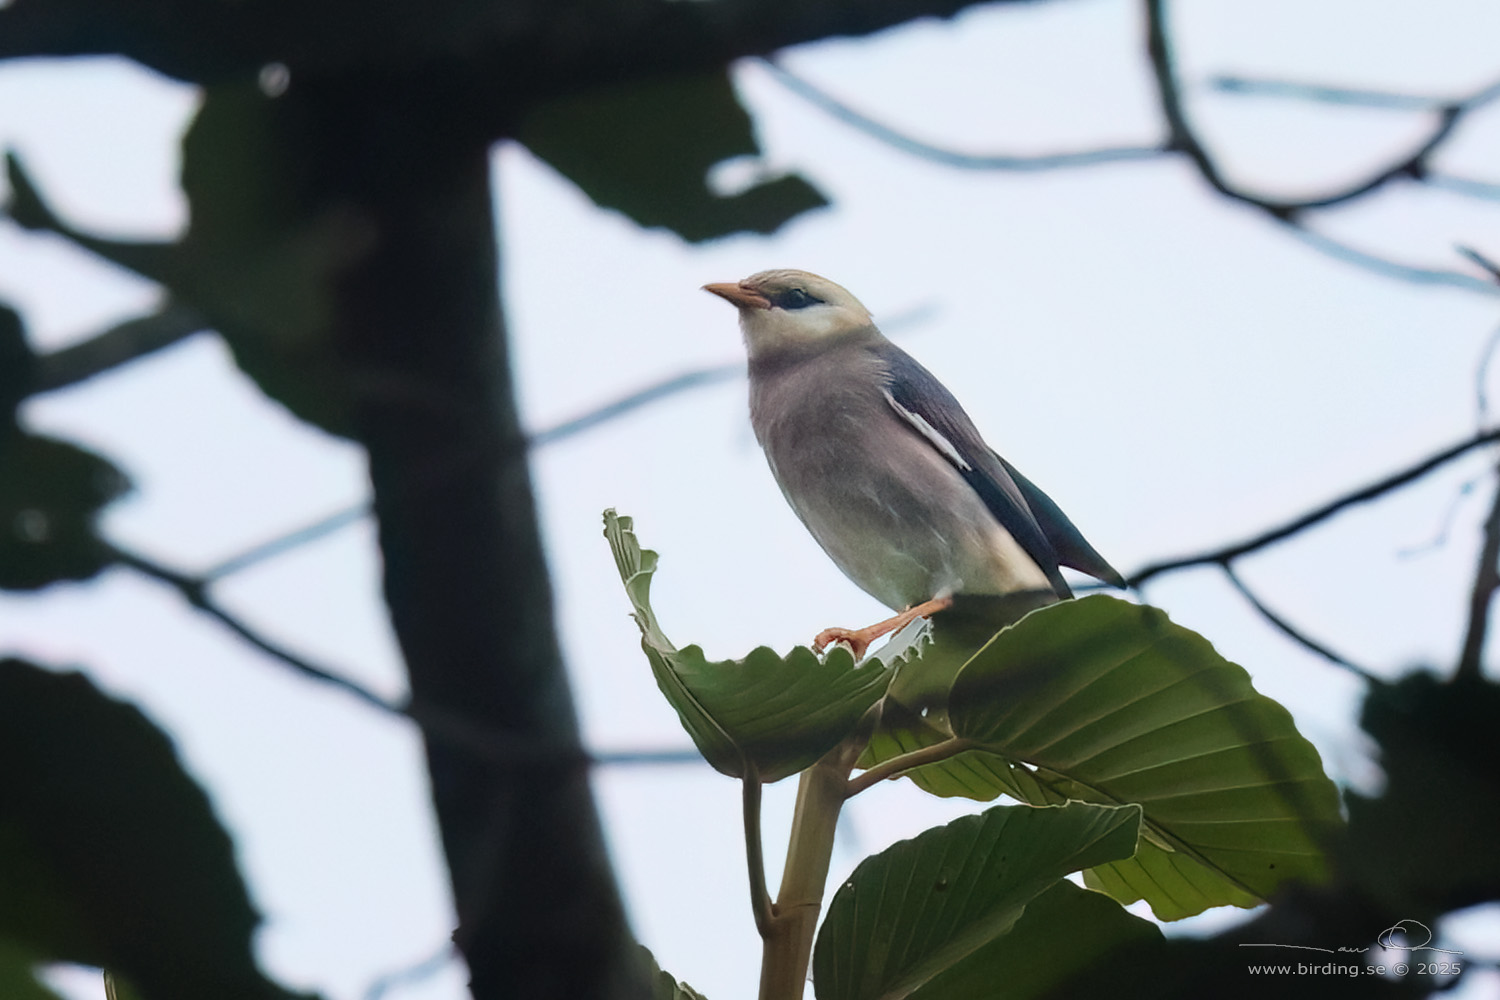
(747, 334, 1002, 609)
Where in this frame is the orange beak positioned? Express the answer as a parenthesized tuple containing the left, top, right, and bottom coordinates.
(703, 282, 771, 310)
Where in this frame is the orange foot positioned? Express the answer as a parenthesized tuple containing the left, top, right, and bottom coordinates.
(812, 596, 954, 660)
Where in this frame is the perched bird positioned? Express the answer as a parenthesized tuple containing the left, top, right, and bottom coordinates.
(704, 269, 1124, 658)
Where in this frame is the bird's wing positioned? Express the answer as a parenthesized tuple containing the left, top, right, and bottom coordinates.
(995, 454, 1126, 588)
(876, 343, 1073, 596)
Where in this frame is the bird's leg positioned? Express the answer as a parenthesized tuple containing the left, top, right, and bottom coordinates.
(812, 595, 954, 660)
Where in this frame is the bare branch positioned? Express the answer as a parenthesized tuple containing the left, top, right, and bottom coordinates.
(1459, 245, 1500, 282)
(364, 944, 457, 1000)
(202, 504, 373, 581)
(1145, 0, 1489, 220)
(761, 59, 1165, 171)
(1283, 225, 1500, 296)
(1129, 428, 1500, 588)
(1397, 476, 1480, 558)
(112, 540, 701, 768)
(1457, 462, 1500, 682)
(1209, 74, 1500, 113)
(1428, 173, 1500, 202)
(108, 542, 407, 715)
(32, 302, 209, 392)
(532, 361, 744, 446)
(1221, 564, 1379, 683)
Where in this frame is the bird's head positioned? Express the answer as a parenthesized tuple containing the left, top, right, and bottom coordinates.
(704, 269, 875, 360)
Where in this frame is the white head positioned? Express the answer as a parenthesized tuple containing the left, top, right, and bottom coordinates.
(703, 269, 875, 361)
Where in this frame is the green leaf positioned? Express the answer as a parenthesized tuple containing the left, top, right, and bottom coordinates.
(856, 593, 1056, 800)
(0, 431, 129, 590)
(0, 658, 306, 1000)
(604, 510, 891, 781)
(637, 945, 709, 1000)
(948, 595, 1342, 920)
(8, 93, 360, 438)
(907, 879, 1163, 1000)
(812, 801, 1142, 1000)
(520, 71, 826, 243)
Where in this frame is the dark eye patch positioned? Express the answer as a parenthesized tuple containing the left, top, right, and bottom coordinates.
(773, 287, 821, 310)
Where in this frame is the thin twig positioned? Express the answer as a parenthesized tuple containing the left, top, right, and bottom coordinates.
(1285, 225, 1500, 296)
(1209, 74, 1500, 113)
(1457, 462, 1500, 682)
(32, 302, 209, 392)
(1476, 324, 1500, 429)
(112, 541, 701, 767)
(203, 503, 373, 580)
(363, 944, 457, 1000)
(532, 363, 744, 446)
(760, 59, 1164, 171)
(742, 765, 774, 938)
(593, 748, 704, 766)
(1221, 564, 1379, 682)
(108, 542, 406, 715)
(1130, 428, 1500, 588)
(845, 736, 976, 798)
(1397, 476, 1479, 558)
(1459, 245, 1500, 282)
(1430, 174, 1500, 202)
(1146, 0, 1480, 220)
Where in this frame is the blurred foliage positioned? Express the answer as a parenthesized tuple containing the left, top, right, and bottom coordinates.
(0, 304, 130, 590)
(519, 70, 826, 242)
(0, 658, 312, 1000)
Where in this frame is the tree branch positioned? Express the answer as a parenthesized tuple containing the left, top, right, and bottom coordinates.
(1145, 0, 1492, 220)
(1457, 462, 1500, 682)
(1209, 73, 1500, 113)
(1283, 224, 1500, 296)
(1129, 428, 1500, 588)
(1221, 564, 1378, 683)
(32, 302, 209, 392)
(107, 541, 407, 715)
(761, 59, 1164, 171)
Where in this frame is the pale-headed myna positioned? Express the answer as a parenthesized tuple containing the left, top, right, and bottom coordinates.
(704, 269, 1124, 657)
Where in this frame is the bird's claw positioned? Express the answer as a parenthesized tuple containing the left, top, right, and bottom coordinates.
(812, 627, 872, 661)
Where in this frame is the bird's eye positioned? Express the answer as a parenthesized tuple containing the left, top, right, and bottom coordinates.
(777, 288, 820, 310)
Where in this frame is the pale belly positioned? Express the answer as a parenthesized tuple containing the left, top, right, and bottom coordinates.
(764, 404, 1052, 610)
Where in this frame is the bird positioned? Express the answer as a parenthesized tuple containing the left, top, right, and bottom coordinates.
(703, 268, 1124, 659)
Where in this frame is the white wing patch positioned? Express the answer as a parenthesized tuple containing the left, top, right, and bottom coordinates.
(882, 389, 972, 472)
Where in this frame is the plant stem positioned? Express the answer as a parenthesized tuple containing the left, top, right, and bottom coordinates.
(743, 765, 774, 937)
(757, 737, 864, 1000)
(844, 737, 976, 798)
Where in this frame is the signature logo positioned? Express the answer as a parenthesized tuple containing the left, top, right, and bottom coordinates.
(1238, 918, 1463, 956)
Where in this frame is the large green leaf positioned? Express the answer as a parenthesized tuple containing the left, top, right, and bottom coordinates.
(857, 593, 1055, 800)
(0, 658, 307, 1000)
(604, 510, 891, 782)
(520, 70, 826, 243)
(907, 879, 1163, 1000)
(945, 595, 1342, 920)
(812, 801, 1142, 1000)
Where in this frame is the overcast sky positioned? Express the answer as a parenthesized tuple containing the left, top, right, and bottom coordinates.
(4, 1, 1500, 998)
